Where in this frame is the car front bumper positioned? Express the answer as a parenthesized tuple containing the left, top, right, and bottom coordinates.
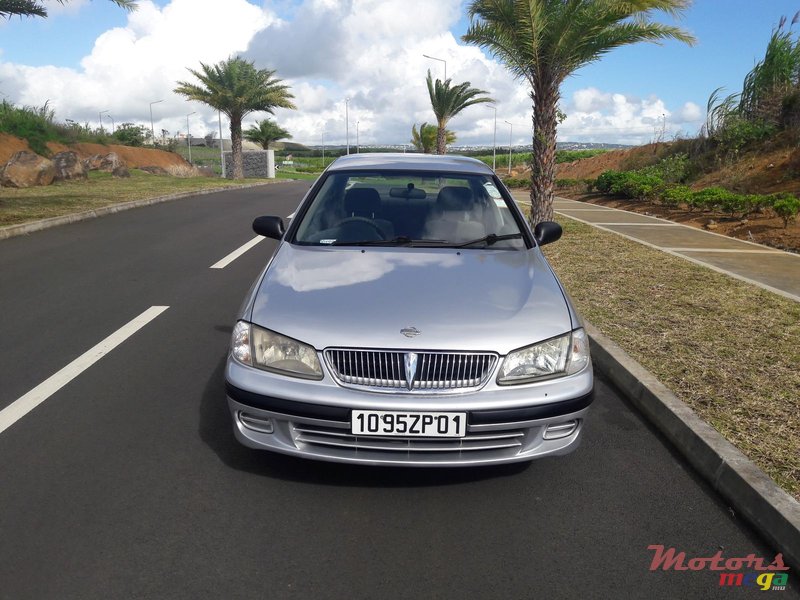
(225, 357, 594, 467)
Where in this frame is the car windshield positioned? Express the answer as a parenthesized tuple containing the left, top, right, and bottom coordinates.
(292, 170, 527, 249)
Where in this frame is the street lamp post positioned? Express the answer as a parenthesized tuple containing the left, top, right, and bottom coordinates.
(504, 120, 513, 175)
(107, 114, 115, 135)
(321, 129, 325, 168)
(422, 54, 447, 80)
(149, 100, 164, 146)
(218, 110, 225, 178)
(345, 97, 350, 155)
(99, 109, 109, 134)
(492, 106, 497, 171)
(356, 121, 360, 154)
(186, 111, 196, 164)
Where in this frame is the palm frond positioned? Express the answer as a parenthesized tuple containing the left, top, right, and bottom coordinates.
(1, 0, 137, 18)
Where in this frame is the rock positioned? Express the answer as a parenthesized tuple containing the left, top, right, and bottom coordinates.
(52, 151, 87, 182)
(767, 163, 775, 169)
(0, 151, 55, 188)
(83, 152, 124, 172)
(138, 166, 167, 175)
(112, 165, 130, 178)
(704, 220, 718, 230)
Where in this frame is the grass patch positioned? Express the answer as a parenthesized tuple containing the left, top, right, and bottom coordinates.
(0, 170, 276, 227)
(542, 215, 800, 499)
(275, 170, 319, 181)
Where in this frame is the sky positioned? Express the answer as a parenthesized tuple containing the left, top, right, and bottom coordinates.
(1, 0, 799, 147)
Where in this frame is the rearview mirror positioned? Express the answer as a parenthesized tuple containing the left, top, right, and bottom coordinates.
(534, 221, 562, 246)
(253, 216, 285, 240)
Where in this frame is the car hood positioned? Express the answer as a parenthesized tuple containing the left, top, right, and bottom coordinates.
(248, 244, 574, 354)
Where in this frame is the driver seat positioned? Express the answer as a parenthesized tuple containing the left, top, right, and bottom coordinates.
(343, 188, 395, 238)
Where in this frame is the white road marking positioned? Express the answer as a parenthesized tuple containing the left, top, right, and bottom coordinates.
(210, 236, 264, 269)
(0, 306, 169, 437)
(667, 248, 782, 254)
(590, 222, 679, 226)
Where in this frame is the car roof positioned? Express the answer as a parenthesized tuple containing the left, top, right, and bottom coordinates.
(325, 153, 494, 175)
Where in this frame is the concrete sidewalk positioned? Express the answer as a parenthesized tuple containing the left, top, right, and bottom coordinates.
(515, 194, 800, 302)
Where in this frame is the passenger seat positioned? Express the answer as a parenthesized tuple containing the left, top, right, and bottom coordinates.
(424, 186, 486, 242)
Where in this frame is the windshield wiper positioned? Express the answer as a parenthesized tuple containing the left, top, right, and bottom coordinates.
(456, 233, 523, 248)
(331, 236, 448, 247)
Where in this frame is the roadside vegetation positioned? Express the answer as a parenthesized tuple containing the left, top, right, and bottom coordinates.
(0, 169, 275, 227)
(425, 70, 492, 154)
(502, 18, 800, 242)
(538, 215, 800, 499)
(174, 56, 295, 180)
(463, 0, 694, 224)
(0, 100, 163, 155)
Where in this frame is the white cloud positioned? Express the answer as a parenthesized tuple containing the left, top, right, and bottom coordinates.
(1, 0, 273, 137)
(678, 101, 703, 123)
(559, 87, 702, 144)
(0, 0, 704, 146)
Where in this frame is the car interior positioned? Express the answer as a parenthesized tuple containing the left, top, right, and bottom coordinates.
(294, 172, 524, 248)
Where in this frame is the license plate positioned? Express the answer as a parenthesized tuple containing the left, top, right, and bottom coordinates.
(352, 410, 467, 438)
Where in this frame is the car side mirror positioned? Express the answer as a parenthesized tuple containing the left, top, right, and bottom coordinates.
(534, 221, 562, 246)
(253, 216, 285, 240)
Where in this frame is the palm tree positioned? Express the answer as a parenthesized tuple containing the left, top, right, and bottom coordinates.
(411, 122, 456, 154)
(463, 0, 694, 224)
(426, 70, 493, 154)
(244, 119, 292, 150)
(174, 57, 295, 179)
(1, 0, 136, 18)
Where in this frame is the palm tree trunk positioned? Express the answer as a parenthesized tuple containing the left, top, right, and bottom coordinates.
(436, 123, 447, 155)
(529, 81, 560, 225)
(230, 115, 244, 180)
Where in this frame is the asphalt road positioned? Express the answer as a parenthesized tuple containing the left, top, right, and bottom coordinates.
(0, 181, 796, 599)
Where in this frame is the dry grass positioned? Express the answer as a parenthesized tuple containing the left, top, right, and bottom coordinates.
(543, 216, 800, 499)
(0, 170, 275, 227)
(165, 164, 204, 178)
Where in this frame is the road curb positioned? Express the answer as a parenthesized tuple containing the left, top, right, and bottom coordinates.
(0, 181, 284, 241)
(585, 321, 800, 570)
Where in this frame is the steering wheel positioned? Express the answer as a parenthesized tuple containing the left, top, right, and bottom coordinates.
(336, 217, 387, 240)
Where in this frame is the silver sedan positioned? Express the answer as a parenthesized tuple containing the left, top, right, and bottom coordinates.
(225, 153, 593, 466)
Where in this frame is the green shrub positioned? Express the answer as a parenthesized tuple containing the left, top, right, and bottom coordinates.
(714, 116, 775, 158)
(0, 100, 59, 156)
(112, 123, 149, 147)
(595, 170, 625, 194)
(502, 176, 529, 188)
(741, 194, 773, 216)
(661, 185, 693, 208)
(639, 153, 690, 184)
(555, 178, 579, 188)
(773, 195, 800, 228)
(610, 172, 664, 200)
(689, 187, 736, 212)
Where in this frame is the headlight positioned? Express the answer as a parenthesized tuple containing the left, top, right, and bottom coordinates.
(230, 321, 323, 380)
(497, 328, 590, 385)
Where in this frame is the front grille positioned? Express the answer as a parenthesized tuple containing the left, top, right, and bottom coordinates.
(292, 422, 525, 455)
(324, 349, 498, 392)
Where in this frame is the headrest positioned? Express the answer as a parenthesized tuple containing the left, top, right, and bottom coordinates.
(437, 186, 473, 211)
(344, 187, 381, 216)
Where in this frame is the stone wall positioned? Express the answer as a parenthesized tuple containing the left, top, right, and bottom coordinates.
(223, 151, 274, 178)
